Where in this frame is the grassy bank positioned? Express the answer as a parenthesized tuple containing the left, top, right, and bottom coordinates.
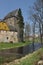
(5, 48, 43, 65)
(0, 41, 32, 50)
(0, 41, 32, 65)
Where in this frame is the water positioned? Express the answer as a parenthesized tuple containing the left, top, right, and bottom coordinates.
(0, 43, 42, 64)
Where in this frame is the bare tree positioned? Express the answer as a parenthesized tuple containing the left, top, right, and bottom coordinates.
(32, 22, 36, 51)
(29, 0, 43, 46)
(25, 22, 31, 41)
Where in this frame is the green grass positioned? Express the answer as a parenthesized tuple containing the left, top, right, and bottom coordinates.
(7, 48, 43, 65)
(16, 48, 43, 65)
(0, 41, 31, 50)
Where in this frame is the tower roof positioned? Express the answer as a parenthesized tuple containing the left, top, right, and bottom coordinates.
(4, 9, 19, 20)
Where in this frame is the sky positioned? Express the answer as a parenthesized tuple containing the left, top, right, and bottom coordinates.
(0, 0, 35, 22)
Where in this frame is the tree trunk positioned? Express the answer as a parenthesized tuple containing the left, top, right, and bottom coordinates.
(42, 24, 43, 37)
(42, 24, 43, 46)
(32, 22, 35, 51)
(39, 23, 43, 47)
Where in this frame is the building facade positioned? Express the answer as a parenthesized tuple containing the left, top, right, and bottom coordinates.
(0, 22, 18, 43)
(0, 9, 24, 43)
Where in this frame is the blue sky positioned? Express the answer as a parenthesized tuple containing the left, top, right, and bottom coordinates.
(0, 0, 35, 22)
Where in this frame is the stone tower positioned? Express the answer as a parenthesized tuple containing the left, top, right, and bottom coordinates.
(3, 8, 24, 42)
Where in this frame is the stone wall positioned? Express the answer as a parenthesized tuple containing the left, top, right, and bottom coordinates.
(4, 17, 18, 28)
(4, 17, 14, 26)
(0, 31, 18, 43)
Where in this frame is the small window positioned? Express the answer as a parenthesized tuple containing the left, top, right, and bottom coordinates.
(7, 37, 8, 40)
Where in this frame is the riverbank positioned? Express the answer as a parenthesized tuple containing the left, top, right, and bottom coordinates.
(2, 48, 43, 65)
(0, 42, 41, 65)
(0, 41, 32, 50)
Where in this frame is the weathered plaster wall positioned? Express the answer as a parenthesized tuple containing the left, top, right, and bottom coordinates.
(0, 31, 18, 43)
(4, 17, 17, 27)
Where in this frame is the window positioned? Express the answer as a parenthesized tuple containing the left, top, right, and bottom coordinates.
(7, 37, 8, 40)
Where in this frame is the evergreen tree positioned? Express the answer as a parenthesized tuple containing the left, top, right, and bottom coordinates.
(17, 8, 24, 42)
